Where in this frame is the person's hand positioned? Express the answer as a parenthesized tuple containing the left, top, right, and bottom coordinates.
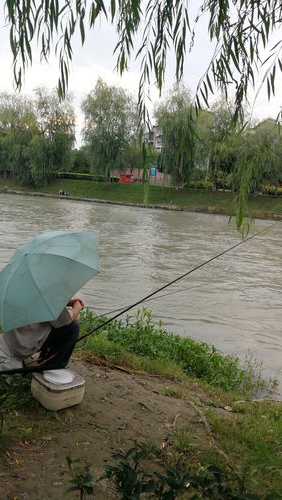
(68, 298, 85, 309)
(69, 299, 84, 321)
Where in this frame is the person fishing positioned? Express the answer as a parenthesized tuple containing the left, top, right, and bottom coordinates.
(0, 226, 271, 376)
(0, 298, 84, 372)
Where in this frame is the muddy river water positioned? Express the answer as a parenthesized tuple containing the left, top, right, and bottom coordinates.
(0, 193, 281, 394)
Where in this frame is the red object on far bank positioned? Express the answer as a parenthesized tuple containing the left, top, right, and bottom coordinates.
(119, 174, 134, 184)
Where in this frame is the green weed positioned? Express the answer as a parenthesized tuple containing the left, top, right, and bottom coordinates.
(103, 443, 262, 499)
(160, 387, 184, 399)
(207, 402, 282, 496)
(66, 456, 96, 500)
(104, 446, 155, 500)
(79, 309, 271, 396)
(172, 428, 194, 455)
(0, 374, 35, 411)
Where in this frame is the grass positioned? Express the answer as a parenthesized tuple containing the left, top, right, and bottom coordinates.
(205, 402, 282, 497)
(76, 310, 282, 497)
(42, 179, 236, 211)
(172, 428, 194, 454)
(103, 421, 282, 498)
(0, 373, 60, 455)
(0, 309, 281, 498)
(160, 386, 185, 399)
(78, 309, 271, 396)
(3, 177, 282, 218)
(0, 374, 35, 411)
(78, 333, 186, 381)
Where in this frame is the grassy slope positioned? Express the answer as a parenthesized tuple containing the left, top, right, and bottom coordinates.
(78, 310, 269, 395)
(2, 178, 282, 217)
(0, 311, 281, 497)
(77, 311, 282, 497)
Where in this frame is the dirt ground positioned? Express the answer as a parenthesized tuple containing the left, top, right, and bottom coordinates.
(0, 361, 206, 500)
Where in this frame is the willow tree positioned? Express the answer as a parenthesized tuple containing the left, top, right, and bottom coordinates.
(5, 1, 282, 116)
(0, 93, 38, 183)
(82, 79, 138, 180)
(30, 88, 75, 185)
(233, 120, 282, 225)
(5, 0, 282, 223)
(204, 101, 242, 189)
(155, 85, 196, 187)
(0, 90, 75, 186)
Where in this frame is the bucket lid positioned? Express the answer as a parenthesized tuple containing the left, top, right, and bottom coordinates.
(43, 369, 75, 385)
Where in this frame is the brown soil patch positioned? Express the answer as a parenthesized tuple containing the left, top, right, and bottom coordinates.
(0, 361, 207, 500)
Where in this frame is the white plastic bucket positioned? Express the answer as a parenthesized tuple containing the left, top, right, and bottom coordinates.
(31, 369, 85, 411)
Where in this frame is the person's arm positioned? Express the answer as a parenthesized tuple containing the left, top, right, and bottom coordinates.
(50, 298, 85, 328)
(68, 299, 84, 321)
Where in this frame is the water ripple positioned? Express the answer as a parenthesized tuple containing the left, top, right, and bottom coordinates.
(0, 193, 282, 394)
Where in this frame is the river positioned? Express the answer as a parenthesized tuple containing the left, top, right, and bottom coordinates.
(0, 193, 281, 393)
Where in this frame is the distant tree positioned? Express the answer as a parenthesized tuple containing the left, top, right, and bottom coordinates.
(204, 101, 242, 189)
(71, 147, 91, 173)
(125, 143, 144, 173)
(234, 120, 282, 194)
(0, 93, 38, 183)
(34, 88, 75, 141)
(6, 0, 282, 227)
(30, 88, 75, 184)
(193, 110, 213, 179)
(0, 90, 75, 186)
(155, 85, 196, 187)
(0, 93, 37, 135)
(82, 79, 138, 180)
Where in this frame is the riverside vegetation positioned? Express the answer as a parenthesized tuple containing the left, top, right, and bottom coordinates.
(4, 178, 282, 221)
(0, 309, 281, 499)
(2, 82, 282, 230)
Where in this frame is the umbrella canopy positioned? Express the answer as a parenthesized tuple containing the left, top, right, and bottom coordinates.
(0, 231, 99, 332)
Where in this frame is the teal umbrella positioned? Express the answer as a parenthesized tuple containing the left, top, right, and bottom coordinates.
(0, 231, 99, 332)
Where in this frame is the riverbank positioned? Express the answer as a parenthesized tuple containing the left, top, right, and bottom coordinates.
(0, 311, 281, 499)
(2, 178, 282, 220)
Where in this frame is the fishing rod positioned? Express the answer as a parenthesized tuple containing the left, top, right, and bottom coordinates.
(87, 283, 204, 318)
(0, 224, 273, 376)
(77, 225, 271, 343)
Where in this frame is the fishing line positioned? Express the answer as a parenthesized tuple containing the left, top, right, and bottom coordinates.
(77, 224, 273, 344)
(90, 283, 205, 318)
(0, 223, 274, 376)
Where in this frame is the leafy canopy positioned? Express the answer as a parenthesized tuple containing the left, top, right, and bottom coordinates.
(82, 78, 139, 178)
(155, 84, 196, 186)
(5, 0, 282, 120)
(0, 88, 75, 185)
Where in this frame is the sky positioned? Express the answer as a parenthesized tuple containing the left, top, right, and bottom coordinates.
(0, 5, 282, 145)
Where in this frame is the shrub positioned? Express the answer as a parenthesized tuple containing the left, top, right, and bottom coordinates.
(56, 171, 120, 182)
(79, 309, 268, 395)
